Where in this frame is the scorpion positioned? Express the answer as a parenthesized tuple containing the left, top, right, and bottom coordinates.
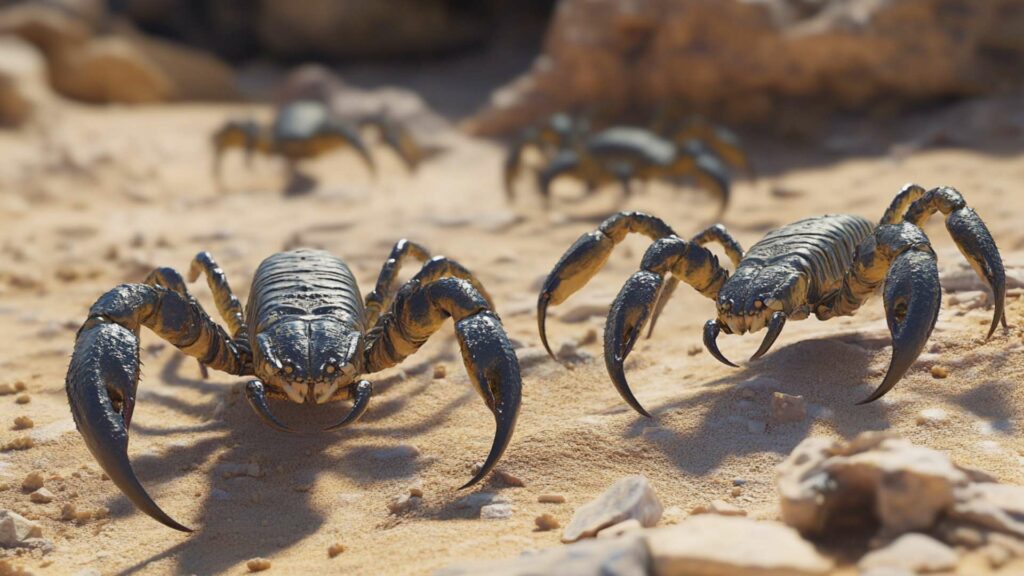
(537, 184, 1005, 416)
(65, 245, 521, 531)
(504, 112, 751, 215)
(212, 100, 428, 183)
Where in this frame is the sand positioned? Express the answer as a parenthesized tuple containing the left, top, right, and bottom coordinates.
(0, 101, 1021, 575)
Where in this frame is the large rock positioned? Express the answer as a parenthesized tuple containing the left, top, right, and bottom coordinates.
(562, 475, 663, 543)
(467, 0, 1024, 135)
(257, 1, 488, 59)
(0, 37, 51, 126)
(949, 483, 1024, 540)
(123, 33, 237, 100)
(0, 510, 43, 548)
(857, 533, 958, 573)
(50, 36, 172, 103)
(777, 432, 973, 537)
(0, 3, 91, 58)
(646, 515, 833, 576)
(436, 534, 649, 576)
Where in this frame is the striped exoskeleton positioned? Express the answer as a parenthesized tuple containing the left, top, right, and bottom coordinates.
(537, 184, 1005, 416)
(66, 246, 521, 531)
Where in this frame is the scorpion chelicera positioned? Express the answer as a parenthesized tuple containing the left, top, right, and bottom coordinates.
(538, 184, 1006, 416)
(66, 246, 521, 531)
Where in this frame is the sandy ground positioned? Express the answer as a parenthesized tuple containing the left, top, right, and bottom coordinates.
(0, 101, 1022, 576)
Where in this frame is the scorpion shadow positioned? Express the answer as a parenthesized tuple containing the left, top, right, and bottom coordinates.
(112, 344, 471, 576)
(621, 334, 891, 476)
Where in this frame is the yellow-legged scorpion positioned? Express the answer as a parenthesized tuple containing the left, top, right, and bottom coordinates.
(538, 184, 1006, 416)
(66, 246, 521, 531)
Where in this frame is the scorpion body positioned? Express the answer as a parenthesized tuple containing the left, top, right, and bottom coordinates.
(66, 246, 521, 531)
(538, 185, 1005, 416)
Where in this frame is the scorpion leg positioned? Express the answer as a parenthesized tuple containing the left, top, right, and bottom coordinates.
(317, 122, 377, 176)
(66, 284, 250, 531)
(504, 128, 539, 201)
(188, 252, 249, 340)
(604, 237, 729, 416)
(364, 239, 431, 328)
(537, 150, 605, 208)
(361, 115, 422, 172)
(537, 211, 677, 359)
(364, 278, 521, 488)
(646, 224, 744, 337)
(671, 144, 731, 217)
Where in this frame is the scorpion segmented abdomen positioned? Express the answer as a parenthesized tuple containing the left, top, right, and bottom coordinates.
(247, 249, 365, 334)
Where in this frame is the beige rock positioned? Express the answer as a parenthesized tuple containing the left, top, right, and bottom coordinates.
(596, 518, 642, 538)
(0, 510, 43, 547)
(21, 471, 44, 492)
(438, 534, 649, 576)
(858, 533, 957, 573)
(0, 3, 90, 58)
(562, 475, 663, 542)
(770, 392, 807, 424)
(0, 37, 50, 127)
(538, 494, 566, 504)
(246, 557, 271, 572)
(124, 34, 237, 101)
(50, 36, 172, 103)
(29, 488, 54, 503)
(949, 483, 1024, 539)
(777, 434, 970, 537)
(534, 513, 560, 531)
(480, 502, 513, 520)
(708, 500, 746, 517)
(646, 515, 833, 576)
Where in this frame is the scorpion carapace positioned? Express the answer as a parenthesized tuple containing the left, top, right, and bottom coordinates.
(537, 184, 1006, 417)
(66, 246, 522, 531)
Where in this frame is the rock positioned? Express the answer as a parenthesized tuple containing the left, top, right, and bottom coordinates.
(387, 493, 421, 515)
(15, 393, 30, 404)
(216, 461, 263, 479)
(407, 479, 424, 498)
(371, 444, 420, 461)
(3, 436, 34, 451)
(949, 483, 1024, 539)
(438, 534, 649, 576)
(12, 416, 33, 430)
(432, 364, 447, 379)
(494, 469, 525, 488)
(770, 392, 807, 424)
(480, 502, 513, 520)
(858, 533, 957, 573)
(29, 488, 54, 503)
(122, 33, 237, 101)
(708, 500, 746, 517)
(454, 492, 507, 510)
(0, 3, 91, 57)
(21, 471, 44, 491)
(930, 365, 949, 379)
(467, 0, 1024, 135)
(535, 513, 560, 531)
(596, 518, 642, 539)
(0, 37, 50, 127)
(538, 494, 566, 504)
(246, 557, 271, 572)
(327, 542, 346, 558)
(916, 408, 949, 426)
(0, 510, 43, 548)
(561, 475, 663, 543)
(50, 36, 172, 103)
(646, 515, 832, 576)
(777, 433, 970, 537)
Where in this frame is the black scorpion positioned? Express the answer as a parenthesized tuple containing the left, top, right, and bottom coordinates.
(538, 184, 1006, 415)
(66, 246, 521, 531)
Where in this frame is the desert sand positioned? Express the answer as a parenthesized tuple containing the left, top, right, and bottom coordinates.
(0, 100, 1022, 575)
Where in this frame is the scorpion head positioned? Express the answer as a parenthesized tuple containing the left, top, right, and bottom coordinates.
(705, 267, 809, 365)
(254, 318, 364, 405)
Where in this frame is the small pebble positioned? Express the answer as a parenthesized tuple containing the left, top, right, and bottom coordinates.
(480, 502, 513, 520)
(407, 479, 424, 498)
(327, 543, 346, 558)
(387, 494, 421, 515)
(3, 436, 34, 451)
(12, 416, 33, 429)
(30, 488, 55, 503)
(538, 494, 565, 504)
(14, 394, 30, 404)
(730, 487, 742, 497)
(931, 365, 949, 379)
(916, 408, 949, 426)
(495, 469, 525, 487)
(769, 392, 806, 424)
(14, 381, 26, 392)
(0, 383, 14, 395)
(22, 471, 44, 491)
(61, 504, 76, 521)
(433, 364, 447, 379)
(534, 513, 559, 531)
(246, 558, 272, 572)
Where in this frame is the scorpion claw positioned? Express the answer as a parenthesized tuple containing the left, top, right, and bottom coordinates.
(750, 311, 786, 361)
(245, 380, 297, 433)
(945, 207, 1006, 339)
(537, 231, 616, 361)
(703, 319, 738, 368)
(323, 381, 372, 431)
(604, 271, 663, 417)
(455, 312, 522, 489)
(860, 248, 941, 404)
(66, 321, 192, 532)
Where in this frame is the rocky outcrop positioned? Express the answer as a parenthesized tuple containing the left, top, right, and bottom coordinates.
(0, 36, 51, 126)
(561, 475, 663, 543)
(467, 0, 1024, 135)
